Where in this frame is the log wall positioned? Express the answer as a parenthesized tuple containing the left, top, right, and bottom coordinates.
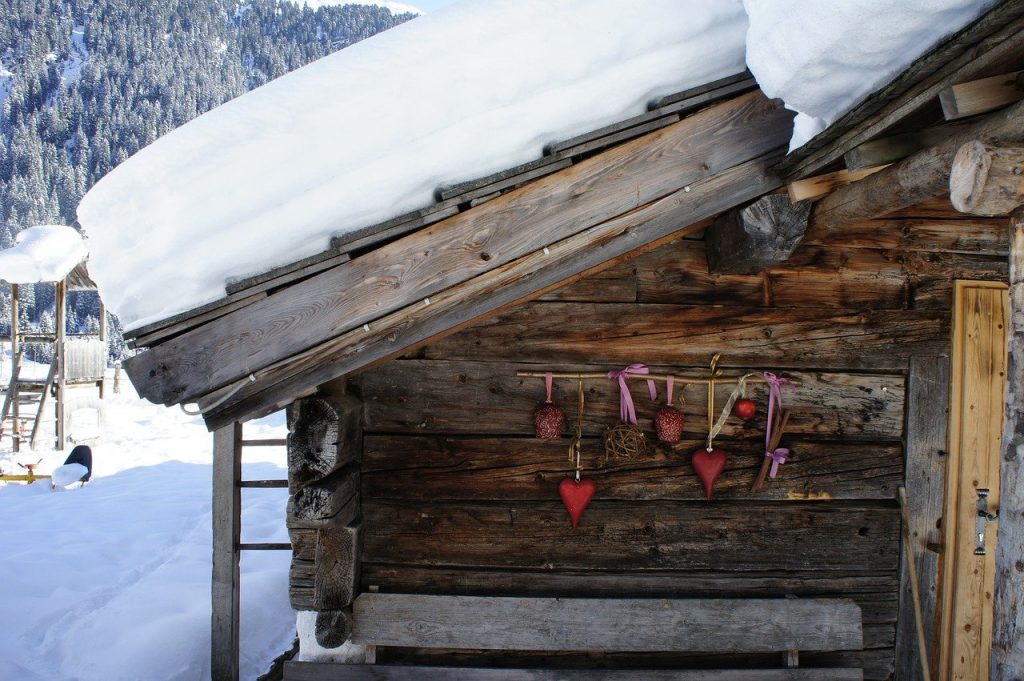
(294, 201, 1008, 679)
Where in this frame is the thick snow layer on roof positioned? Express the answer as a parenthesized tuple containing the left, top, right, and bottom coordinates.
(77, 0, 748, 330)
(745, 0, 998, 150)
(0, 225, 87, 284)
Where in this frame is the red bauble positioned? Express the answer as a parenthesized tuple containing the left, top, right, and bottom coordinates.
(733, 398, 757, 421)
(534, 403, 565, 439)
(692, 448, 727, 499)
(654, 405, 686, 443)
(559, 477, 596, 528)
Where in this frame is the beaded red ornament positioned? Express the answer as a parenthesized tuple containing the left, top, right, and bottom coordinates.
(654, 375, 686, 443)
(534, 372, 565, 439)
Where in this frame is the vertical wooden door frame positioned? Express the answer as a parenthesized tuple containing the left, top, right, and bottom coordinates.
(212, 422, 242, 681)
(939, 280, 1008, 681)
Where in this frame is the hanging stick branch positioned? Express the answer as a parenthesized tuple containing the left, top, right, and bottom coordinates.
(752, 409, 791, 493)
(515, 371, 800, 387)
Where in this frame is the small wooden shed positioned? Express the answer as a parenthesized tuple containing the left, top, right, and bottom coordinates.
(103, 2, 1024, 680)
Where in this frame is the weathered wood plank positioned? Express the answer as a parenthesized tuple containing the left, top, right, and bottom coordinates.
(777, 1, 1024, 178)
(893, 358, 950, 681)
(940, 70, 1024, 121)
(798, 217, 1008, 255)
(359, 565, 897, 603)
(993, 212, 1024, 681)
(354, 361, 904, 440)
(437, 157, 570, 202)
(128, 92, 792, 407)
(650, 72, 755, 110)
(331, 203, 461, 254)
(224, 251, 351, 296)
(940, 280, 1008, 681)
(362, 501, 900, 572)
(212, 423, 242, 681)
(422, 304, 948, 370)
(126, 291, 266, 348)
(538, 260, 637, 303)
(201, 149, 791, 429)
(362, 436, 902, 502)
(285, 662, 863, 681)
(351, 594, 863, 653)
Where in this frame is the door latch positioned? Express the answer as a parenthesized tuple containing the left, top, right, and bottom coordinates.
(974, 488, 999, 555)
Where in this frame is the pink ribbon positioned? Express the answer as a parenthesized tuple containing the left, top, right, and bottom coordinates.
(763, 371, 792, 478)
(666, 375, 674, 405)
(544, 372, 554, 403)
(607, 364, 657, 425)
(767, 447, 790, 478)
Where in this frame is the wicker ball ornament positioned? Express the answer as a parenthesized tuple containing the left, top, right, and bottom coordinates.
(604, 423, 648, 459)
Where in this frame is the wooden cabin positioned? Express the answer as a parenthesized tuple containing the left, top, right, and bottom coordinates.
(94, 2, 1024, 680)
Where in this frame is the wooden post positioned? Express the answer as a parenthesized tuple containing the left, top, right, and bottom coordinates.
(992, 211, 1024, 680)
(212, 422, 242, 681)
(10, 283, 19, 452)
(54, 278, 66, 450)
(98, 298, 107, 399)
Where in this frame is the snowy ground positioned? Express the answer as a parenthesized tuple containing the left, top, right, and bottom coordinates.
(0, 364, 294, 681)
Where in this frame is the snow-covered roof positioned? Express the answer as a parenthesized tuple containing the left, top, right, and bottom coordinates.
(77, 0, 994, 331)
(0, 225, 88, 285)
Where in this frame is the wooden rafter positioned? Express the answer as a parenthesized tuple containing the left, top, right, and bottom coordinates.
(125, 91, 793, 413)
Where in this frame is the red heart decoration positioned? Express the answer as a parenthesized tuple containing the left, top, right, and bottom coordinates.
(692, 448, 727, 500)
(559, 477, 596, 528)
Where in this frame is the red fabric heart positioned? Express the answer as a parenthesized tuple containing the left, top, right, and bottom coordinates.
(692, 448, 727, 500)
(559, 477, 596, 528)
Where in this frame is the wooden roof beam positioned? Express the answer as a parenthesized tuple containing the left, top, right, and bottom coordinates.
(808, 96, 1024, 234)
(950, 141, 1024, 215)
(124, 91, 792, 409)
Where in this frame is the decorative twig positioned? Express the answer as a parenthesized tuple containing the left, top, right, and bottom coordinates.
(752, 408, 790, 493)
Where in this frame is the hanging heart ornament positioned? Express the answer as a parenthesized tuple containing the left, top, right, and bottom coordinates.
(692, 447, 727, 500)
(559, 476, 596, 528)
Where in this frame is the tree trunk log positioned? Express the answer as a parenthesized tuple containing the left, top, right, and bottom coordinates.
(287, 392, 362, 493)
(992, 209, 1024, 681)
(314, 608, 353, 649)
(314, 523, 362, 610)
(808, 97, 1024, 233)
(950, 141, 1024, 216)
(288, 461, 360, 527)
(704, 194, 811, 274)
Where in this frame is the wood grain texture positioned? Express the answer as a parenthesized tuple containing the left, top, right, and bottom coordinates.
(127, 91, 792, 406)
(313, 523, 361, 610)
(787, 166, 888, 203)
(354, 361, 905, 440)
(949, 141, 1024, 215)
(284, 662, 863, 681)
(422, 303, 948, 370)
(286, 394, 362, 493)
(939, 70, 1024, 121)
(288, 462, 360, 529)
(992, 214, 1024, 681)
(361, 436, 902, 502)
(894, 357, 950, 681)
(350, 594, 863, 653)
(201, 150, 788, 429)
(704, 195, 811, 274)
(361, 500, 899, 572)
(939, 280, 1008, 681)
(844, 124, 969, 171)
(212, 423, 242, 681)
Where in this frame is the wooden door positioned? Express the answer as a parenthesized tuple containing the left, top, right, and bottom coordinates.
(939, 280, 1008, 681)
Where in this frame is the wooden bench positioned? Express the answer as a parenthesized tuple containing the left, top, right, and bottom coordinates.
(285, 594, 864, 680)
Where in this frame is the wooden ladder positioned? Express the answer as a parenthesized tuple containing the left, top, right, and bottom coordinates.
(212, 422, 291, 681)
(0, 353, 58, 451)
